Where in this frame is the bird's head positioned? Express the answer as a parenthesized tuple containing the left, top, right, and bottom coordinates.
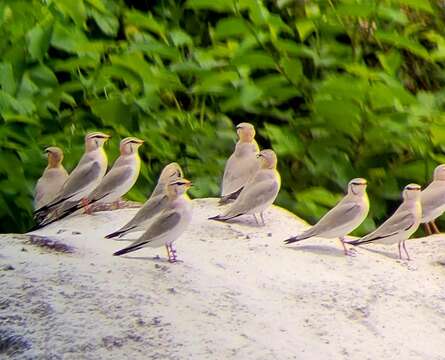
(348, 178, 368, 196)
(165, 178, 192, 198)
(433, 164, 445, 181)
(85, 132, 111, 151)
(256, 149, 277, 169)
(120, 137, 144, 155)
(44, 146, 64, 167)
(236, 122, 256, 143)
(159, 162, 184, 184)
(403, 183, 421, 201)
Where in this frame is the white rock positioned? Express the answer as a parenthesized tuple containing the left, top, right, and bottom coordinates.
(0, 198, 445, 359)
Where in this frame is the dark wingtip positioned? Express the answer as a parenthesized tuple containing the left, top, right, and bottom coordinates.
(113, 248, 128, 256)
(208, 215, 226, 222)
(105, 232, 119, 239)
(284, 237, 296, 244)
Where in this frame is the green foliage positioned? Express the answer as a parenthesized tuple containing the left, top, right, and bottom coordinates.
(0, 0, 445, 234)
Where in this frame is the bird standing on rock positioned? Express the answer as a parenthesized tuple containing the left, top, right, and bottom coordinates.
(284, 178, 369, 256)
(220, 122, 259, 204)
(347, 184, 422, 260)
(210, 149, 280, 226)
(105, 162, 183, 239)
(113, 178, 193, 263)
(420, 164, 445, 235)
(34, 147, 69, 210)
(36, 137, 144, 227)
(34, 132, 110, 224)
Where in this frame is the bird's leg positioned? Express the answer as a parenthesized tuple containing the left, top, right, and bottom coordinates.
(260, 212, 266, 226)
(112, 198, 125, 210)
(253, 214, 260, 226)
(398, 241, 403, 260)
(430, 221, 440, 234)
(402, 240, 411, 261)
(168, 244, 177, 263)
(165, 245, 172, 262)
(339, 237, 356, 256)
(81, 198, 92, 215)
(423, 223, 432, 236)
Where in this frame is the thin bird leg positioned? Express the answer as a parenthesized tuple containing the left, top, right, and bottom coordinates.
(430, 221, 440, 234)
(112, 198, 125, 210)
(339, 237, 356, 256)
(423, 223, 432, 236)
(168, 244, 177, 263)
(398, 241, 403, 260)
(402, 240, 411, 261)
(260, 212, 266, 226)
(253, 214, 260, 226)
(165, 245, 172, 261)
(81, 198, 92, 215)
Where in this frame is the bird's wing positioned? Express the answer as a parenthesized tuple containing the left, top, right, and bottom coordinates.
(360, 209, 415, 242)
(58, 160, 101, 200)
(125, 194, 168, 228)
(89, 165, 133, 201)
(421, 185, 445, 216)
(222, 154, 259, 196)
(117, 210, 181, 253)
(305, 201, 363, 236)
(224, 178, 279, 217)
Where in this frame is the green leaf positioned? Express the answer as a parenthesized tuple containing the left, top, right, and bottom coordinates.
(185, 0, 234, 12)
(313, 99, 362, 138)
(170, 29, 193, 46)
(377, 50, 402, 76)
(375, 31, 430, 60)
(26, 17, 54, 61)
(391, 0, 433, 14)
(91, 9, 119, 36)
(192, 71, 239, 94)
(90, 98, 132, 126)
(335, 2, 375, 17)
(280, 58, 303, 85)
(295, 19, 315, 41)
(0, 62, 16, 95)
(232, 51, 276, 70)
(377, 5, 408, 24)
(28, 65, 58, 88)
(124, 10, 166, 41)
(214, 17, 249, 39)
(53, 0, 87, 28)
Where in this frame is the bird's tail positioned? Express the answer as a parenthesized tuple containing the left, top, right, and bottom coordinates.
(208, 213, 241, 222)
(346, 238, 373, 246)
(113, 244, 142, 256)
(218, 188, 243, 206)
(105, 227, 133, 239)
(283, 234, 310, 245)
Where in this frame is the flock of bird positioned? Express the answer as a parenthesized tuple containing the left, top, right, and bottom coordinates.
(33, 123, 445, 262)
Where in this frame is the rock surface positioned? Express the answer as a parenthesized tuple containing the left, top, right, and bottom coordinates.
(1, 198, 445, 359)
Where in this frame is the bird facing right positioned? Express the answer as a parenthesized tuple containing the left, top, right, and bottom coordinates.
(420, 164, 445, 235)
(105, 162, 184, 239)
(113, 178, 193, 263)
(209, 149, 280, 226)
(219, 122, 260, 204)
(34, 132, 110, 220)
(284, 178, 369, 256)
(34, 147, 69, 210)
(347, 184, 422, 260)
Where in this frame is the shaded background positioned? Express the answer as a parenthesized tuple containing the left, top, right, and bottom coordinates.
(0, 0, 444, 233)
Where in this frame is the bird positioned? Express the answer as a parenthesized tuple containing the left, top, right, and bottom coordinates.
(37, 137, 145, 227)
(113, 178, 193, 263)
(420, 164, 445, 235)
(219, 122, 260, 204)
(34, 147, 69, 210)
(209, 149, 280, 226)
(33, 131, 110, 224)
(347, 184, 422, 260)
(284, 178, 369, 256)
(105, 162, 184, 239)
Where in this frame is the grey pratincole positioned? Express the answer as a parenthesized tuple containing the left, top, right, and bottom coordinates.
(210, 149, 280, 226)
(113, 178, 193, 263)
(420, 164, 445, 235)
(348, 184, 422, 260)
(105, 162, 183, 239)
(34, 147, 69, 210)
(220, 122, 259, 204)
(284, 178, 369, 256)
(33, 132, 110, 224)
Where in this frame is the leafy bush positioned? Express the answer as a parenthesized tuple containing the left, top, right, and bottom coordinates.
(0, 0, 444, 233)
